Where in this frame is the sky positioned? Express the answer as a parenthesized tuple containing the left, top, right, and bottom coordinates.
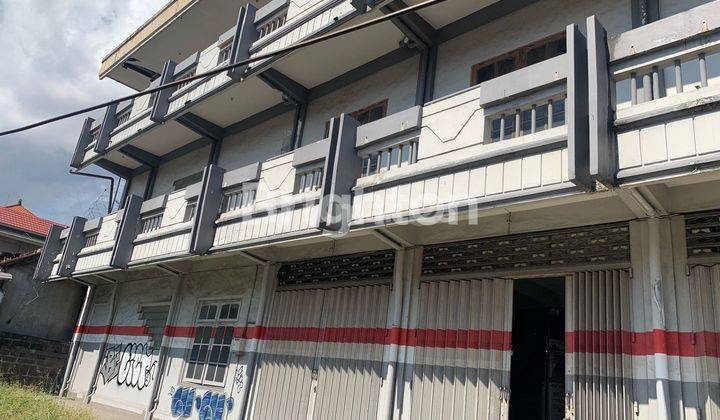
(0, 0, 165, 225)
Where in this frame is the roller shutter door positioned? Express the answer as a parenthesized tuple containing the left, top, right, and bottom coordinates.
(408, 278, 514, 420)
(565, 270, 634, 419)
(249, 284, 391, 420)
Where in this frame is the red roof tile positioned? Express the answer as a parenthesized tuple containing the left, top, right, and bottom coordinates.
(0, 203, 64, 237)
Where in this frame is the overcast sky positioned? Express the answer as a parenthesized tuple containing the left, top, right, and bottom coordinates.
(0, 0, 165, 225)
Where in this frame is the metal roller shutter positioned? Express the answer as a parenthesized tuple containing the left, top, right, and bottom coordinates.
(249, 284, 391, 420)
(565, 270, 634, 420)
(688, 265, 720, 420)
(249, 288, 324, 419)
(408, 278, 513, 420)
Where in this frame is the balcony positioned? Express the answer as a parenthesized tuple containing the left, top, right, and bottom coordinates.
(349, 25, 589, 227)
(588, 0, 720, 185)
(73, 212, 121, 274)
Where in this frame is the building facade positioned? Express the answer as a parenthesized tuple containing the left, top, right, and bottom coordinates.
(36, 0, 720, 418)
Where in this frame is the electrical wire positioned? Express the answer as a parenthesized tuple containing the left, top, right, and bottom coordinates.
(0, 0, 449, 137)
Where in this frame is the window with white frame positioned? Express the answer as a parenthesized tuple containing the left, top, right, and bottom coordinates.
(221, 186, 257, 213)
(140, 211, 163, 234)
(361, 140, 418, 177)
(185, 302, 240, 385)
(138, 304, 170, 348)
(295, 167, 323, 193)
(487, 96, 566, 143)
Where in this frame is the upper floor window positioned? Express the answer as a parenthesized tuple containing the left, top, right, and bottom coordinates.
(84, 231, 99, 247)
(185, 302, 240, 386)
(258, 9, 288, 39)
(296, 167, 323, 193)
(222, 186, 257, 213)
(217, 41, 233, 65)
(361, 140, 418, 177)
(140, 211, 163, 234)
(487, 96, 566, 143)
(324, 99, 388, 137)
(471, 32, 566, 86)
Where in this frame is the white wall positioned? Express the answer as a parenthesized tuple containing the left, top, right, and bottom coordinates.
(433, 0, 633, 99)
(218, 111, 294, 172)
(302, 57, 419, 145)
(152, 146, 211, 198)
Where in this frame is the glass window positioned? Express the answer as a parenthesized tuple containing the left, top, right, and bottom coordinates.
(525, 45, 546, 66)
(496, 56, 517, 76)
(185, 302, 240, 386)
(474, 63, 494, 85)
(490, 118, 502, 142)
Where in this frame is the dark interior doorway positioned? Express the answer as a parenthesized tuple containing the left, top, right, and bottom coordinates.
(509, 277, 565, 420)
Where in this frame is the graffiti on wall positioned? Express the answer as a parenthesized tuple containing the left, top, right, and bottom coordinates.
(170, 387, 234, 420)
(98, 342, 157, 390)
(233, 366, 244, 393)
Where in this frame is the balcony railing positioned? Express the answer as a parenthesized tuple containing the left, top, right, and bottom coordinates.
(588, 0, 720, 184)
(73, 212, 121, 274)
(350, 26, 588, 227)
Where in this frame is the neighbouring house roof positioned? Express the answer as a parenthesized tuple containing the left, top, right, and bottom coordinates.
(0, 202, 64, 238)
(0, 248, 41, 268)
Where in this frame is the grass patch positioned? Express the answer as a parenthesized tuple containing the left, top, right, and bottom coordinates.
(0, 382, 93, 420)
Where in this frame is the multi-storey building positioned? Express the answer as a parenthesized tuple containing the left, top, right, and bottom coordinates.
(36, 0, 720, 418)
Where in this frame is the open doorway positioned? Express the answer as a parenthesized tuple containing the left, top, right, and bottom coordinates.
(509, 277, 565, 420)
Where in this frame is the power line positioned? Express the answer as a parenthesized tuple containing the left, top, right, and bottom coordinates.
(0, 0, 448, 137)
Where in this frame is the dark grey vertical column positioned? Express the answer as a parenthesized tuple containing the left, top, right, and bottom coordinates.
(33, 225, 64, 281)
(190, 164, 226, 254)
(586, 16, 616, 186)
(228, 5, 258, 81)
(70, 118, 95, 169)
(150, 60, 178, 123)
(58, 217, 88, 277)
(94, 103, 118, 154)
(566, 23, 592, 190)
(320, 114, 360, 231)
(110, 194, 142, 268)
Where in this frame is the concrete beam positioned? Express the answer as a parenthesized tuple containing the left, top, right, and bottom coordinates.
(94, 103, 118, 154)
(58, 217, 87, 277)
(119, 145, 160, 167)
(33, 225, 64, 281)
(190, 164, 225, 255)
(177, 113, 224, 142)
(381, 0, 437, 49)
(95, 159, 132, 179)
(110, 194, 142, 269)
(258, 68, 309, 105)
(70, 118, 95, 170)
(228, 5, 259, 81)
(150, 60, 177, 123)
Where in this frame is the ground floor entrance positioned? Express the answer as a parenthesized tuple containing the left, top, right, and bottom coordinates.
(509, 277, 565, 420)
